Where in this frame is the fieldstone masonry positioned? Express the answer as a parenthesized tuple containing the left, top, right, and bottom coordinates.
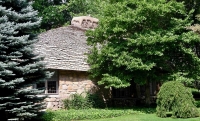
(41, 16, 99, 110)
(45, 96, 60, 110)
(45, 70, 97, 110)
(59, 70, 97, 98)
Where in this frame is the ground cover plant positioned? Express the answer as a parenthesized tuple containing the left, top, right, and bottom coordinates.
(41, 108, 140, 121)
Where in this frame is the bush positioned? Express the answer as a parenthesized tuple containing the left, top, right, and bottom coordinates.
(62, 93, 106, 109)
(62, 93, 93, 110)
(41, 111, 55, 121)
(88, 93, 106, 108)
(195, 100, 200, 108)
(156, 81, 199, 118)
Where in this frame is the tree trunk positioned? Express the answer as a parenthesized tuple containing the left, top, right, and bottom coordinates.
(145, 80, 151, 106)
(156, 82, 161, 95)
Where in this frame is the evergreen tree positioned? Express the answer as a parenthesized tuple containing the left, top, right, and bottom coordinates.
(156, 81, 199, 118)
(0, 0, 49, 120)
(87, 0, 200, 105)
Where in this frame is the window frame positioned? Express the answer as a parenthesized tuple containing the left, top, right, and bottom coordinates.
(36, 69, 59, 95)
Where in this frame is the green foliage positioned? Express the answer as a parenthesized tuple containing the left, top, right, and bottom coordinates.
(0, 0, 50, 120)
(41, 108, 137, 121)
(77, 113, 200, 121)
(156, 81, 199, 118)
(67, 0, 108, 17)
(40, 4, 70, 29)
(87, 93, 106, 108)
(87, 0, 200, 89)
(32, 0, 110, 31)
(181, 0, 200, 23)
(33, 0, 71, 30)
(63, 93, 106, 109)
(132, 107, 156, 114)
(192, 89, 200, 107)
(62, 93, 93, 109)
(41, 110, 55, 121)
(195, 100, 200, 108)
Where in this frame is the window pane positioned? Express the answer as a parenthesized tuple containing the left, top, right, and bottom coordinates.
(36, 70, 58, 94)
(47, 81, 57, 93)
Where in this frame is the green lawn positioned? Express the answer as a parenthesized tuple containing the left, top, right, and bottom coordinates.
(81, 114, 200, 121)
(42, 108, 200, 121)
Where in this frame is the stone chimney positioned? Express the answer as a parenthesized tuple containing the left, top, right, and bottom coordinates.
(71, 16, 99, 29)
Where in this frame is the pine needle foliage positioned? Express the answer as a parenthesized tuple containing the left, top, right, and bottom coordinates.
(156, 81, 199, 118)
(0, 0, 50, 120)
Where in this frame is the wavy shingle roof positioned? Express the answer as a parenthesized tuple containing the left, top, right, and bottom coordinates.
(34, 25, 90, 71)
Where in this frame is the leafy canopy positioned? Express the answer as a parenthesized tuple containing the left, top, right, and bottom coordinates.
(32, 0, 70, 31)
(87, 0, 200, 88)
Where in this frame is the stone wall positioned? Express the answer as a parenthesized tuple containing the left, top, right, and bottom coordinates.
(45, 96, 61, 110)
(59, 70, 97, 99)
(45, 70, 97, 110)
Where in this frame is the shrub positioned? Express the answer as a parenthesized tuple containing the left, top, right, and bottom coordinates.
(195, 100, 200, 108)
(88, 93, 106, 108)
(62, 93, 106, 109)
(62, 93, 93, 109)
(40, 111, 55, 121)
(156, 81, 199, 118)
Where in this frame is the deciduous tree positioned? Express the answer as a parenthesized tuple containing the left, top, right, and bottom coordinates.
(32, 0, 70, 31)
(87, 0, 200, 105)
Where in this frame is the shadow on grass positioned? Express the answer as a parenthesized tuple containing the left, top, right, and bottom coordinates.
(108, 105, 156, 114)
(132, 106, 156, 114)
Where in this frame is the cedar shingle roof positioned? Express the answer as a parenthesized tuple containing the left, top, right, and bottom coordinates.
(34, 25, 90, 71)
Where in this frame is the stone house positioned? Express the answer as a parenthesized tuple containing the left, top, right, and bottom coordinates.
(34, 16, 100, 109)
(34, 16, 159, 109)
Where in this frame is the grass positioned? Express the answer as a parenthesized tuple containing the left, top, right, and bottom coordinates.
(80, 108, 200, 121)
(41, 108, 200, 121)
(81, 114, 200, 121)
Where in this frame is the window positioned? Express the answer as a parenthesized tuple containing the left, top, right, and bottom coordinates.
(36, 70, 58, 94)
(47, 81, 57, 93)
